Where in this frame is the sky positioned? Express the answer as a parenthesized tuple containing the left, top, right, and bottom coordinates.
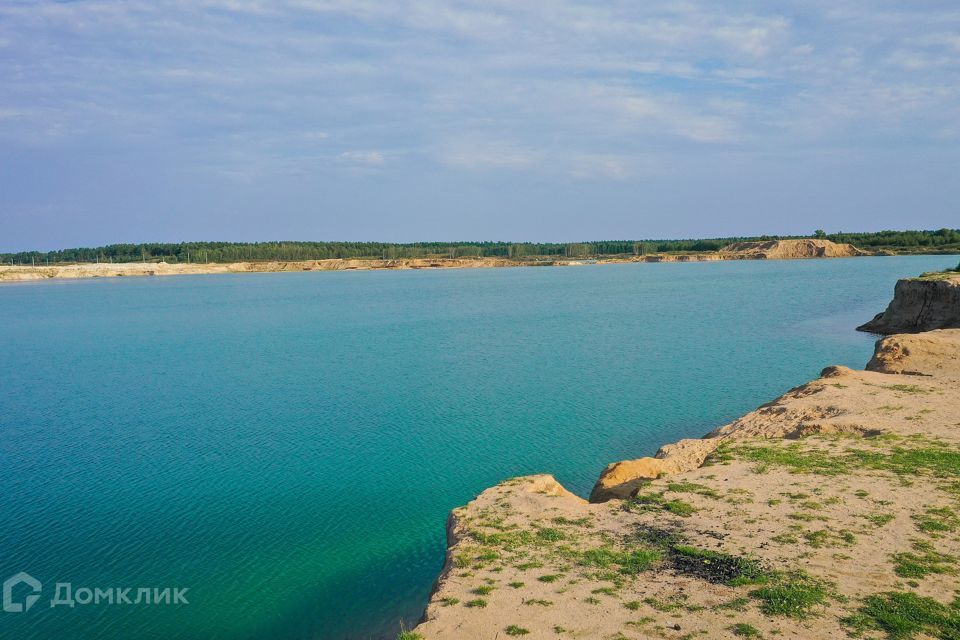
(1, 1, 959, 251)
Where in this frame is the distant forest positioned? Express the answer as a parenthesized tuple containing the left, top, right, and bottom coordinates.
(3, 229, 959, 265)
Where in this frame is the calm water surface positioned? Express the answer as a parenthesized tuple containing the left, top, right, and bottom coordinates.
(1, 255, 957, 639)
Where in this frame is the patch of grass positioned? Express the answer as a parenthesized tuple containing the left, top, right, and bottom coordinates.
(644, 596, 685, 612)
(471, 585, 495, 595)
(470, 529, 534, 550)
(537, 574, 561, 583)
(885, 384, 929, 394)
(863, 513, 896, 527)
(525, 598, 553, 606)
(504, 625, 530, 636)
(624, 600, 641, 610)
(552, 516, 592, 527)
(892, 540, 957, 579)
(508, 581, 524, 589)
(439, 597, 459, 606)
(854, 450, 960, 479)
(617, 549, 663, 574)
(717, 597, 751, 611)
(535, 527, 566, 542)
(396, 632, 423, 640)
(730, 623, 762, 638)
(913, 507, 959, 534)
(624, 492, 698, 517)
(733, 444, 850, 475)
(771, 533, 799, 545)
(667, 481, 721, 498)
(625, 617, 656, 629)
(583, 596, 601, 605)
(465, 598, 487, 608)
(749, 572, 830, 619)
(734, 442, 960, 480)
(787, 512, 828, 523)
(514, 560, 542, 570)
(578, 546, 662, 574)
(847, 591, 960, 639)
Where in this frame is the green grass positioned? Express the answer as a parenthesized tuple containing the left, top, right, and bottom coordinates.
(623, 492, 698, 517)
(892, 540, 957, 579)
(730, 622, 762, 637)
(644, 596, 686, 612)
(536, 527, 566, 542)
(470, 529, 534, 549)
(508, 581, 524, 589)
(731, 442, 960, 480)
(396, 632, 423, 640)
(552, 516, 592, 527)
(749, 572, 830, 619)
(885, 384, 930, 394)
(578, 546, 662, 574)
(732, 443, 850, 475)
(771, 533, 799, 544)
(471, 585, 495, 595)
(666, 481, 721, 498)
(525, 599, 553, 606)
(465, 598, 488, 608)
(913, 507, 959, 534)
(847, 591, 960, 639)
(505, 625, 530, 636)
(624, 600, 641, 610)
(537, 574, 561, 583)
(863, 513, 896, 527)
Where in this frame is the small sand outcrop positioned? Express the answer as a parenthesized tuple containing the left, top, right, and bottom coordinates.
(720, 238, 866, 259)
(858, 274, 960, 334)
(866, 328, 960, 378)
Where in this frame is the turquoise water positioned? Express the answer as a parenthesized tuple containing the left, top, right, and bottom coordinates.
(0, 255, 957, 639)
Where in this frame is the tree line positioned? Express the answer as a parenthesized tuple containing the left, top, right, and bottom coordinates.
(2, 230, 958, 265)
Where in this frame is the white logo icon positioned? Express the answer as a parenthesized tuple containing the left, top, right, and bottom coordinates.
(3, 572, 42, 613)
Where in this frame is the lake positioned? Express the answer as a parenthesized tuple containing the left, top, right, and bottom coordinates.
(1, 255, 957, 639)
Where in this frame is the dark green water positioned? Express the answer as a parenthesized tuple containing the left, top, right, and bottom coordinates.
(0, 255, 956, 639)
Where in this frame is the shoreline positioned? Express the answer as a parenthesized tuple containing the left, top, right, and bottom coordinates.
(409, 278, 960, 639)
(0, 239, 875, 283)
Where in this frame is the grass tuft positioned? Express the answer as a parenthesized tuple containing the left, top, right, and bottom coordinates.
(749, 572, 830, 619)
(847, 591, 960, 639)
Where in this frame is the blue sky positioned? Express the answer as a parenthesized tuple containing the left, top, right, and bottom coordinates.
(1, 1, 958, 251)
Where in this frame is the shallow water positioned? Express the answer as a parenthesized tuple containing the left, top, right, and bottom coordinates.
(1, 255, 957, 639)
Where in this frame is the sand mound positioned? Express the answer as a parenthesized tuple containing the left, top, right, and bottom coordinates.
(720, 238, 866, 259)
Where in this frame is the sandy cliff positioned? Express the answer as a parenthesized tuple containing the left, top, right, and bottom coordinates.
(858, 274, 960, 334)
(720, 239, 867, 259)
(411, 294, 960, 639)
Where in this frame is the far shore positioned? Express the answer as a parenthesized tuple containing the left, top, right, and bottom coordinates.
(0, 238, 901, 283)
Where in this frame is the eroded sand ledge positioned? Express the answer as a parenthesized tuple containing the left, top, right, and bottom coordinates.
(411, 286, 960, 639)
(858, 274, 960, 335)
(0, 240, 868, 282)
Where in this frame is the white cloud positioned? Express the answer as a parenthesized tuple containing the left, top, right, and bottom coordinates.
(338, 150, 385, 166)
(438, 138, 537, 170)
(1, 0, 959, 178)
